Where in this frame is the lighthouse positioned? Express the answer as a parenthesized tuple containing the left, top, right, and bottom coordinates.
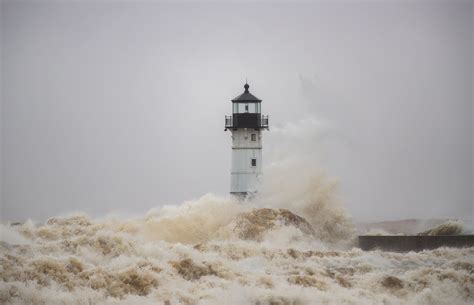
(225, 83, 269, 199)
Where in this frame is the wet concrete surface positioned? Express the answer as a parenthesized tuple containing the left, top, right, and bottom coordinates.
(359, 235, 474, 252)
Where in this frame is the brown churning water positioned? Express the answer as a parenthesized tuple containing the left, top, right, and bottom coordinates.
(1, 175, 473, 304)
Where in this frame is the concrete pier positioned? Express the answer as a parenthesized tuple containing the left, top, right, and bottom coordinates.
(359, 235, 474, 252)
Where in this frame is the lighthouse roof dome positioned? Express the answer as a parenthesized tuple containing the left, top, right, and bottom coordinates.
(232, 83, 262, 103)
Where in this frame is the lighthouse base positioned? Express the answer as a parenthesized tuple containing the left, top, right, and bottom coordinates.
(230, 191, 257, 201)
(230, 192, 247, 201)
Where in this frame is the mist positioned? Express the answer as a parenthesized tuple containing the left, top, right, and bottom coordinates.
(1, 1, 473, 222)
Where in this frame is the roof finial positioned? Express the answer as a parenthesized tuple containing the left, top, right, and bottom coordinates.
(244, 78, 249, 92)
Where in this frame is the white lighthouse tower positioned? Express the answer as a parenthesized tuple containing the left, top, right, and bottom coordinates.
(225, 83, 269, 199)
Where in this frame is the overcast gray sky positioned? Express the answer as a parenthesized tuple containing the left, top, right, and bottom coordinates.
(1, 1, 473, 222)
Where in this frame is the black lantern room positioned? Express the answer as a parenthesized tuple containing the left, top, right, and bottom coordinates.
(225, 83, 269, 130)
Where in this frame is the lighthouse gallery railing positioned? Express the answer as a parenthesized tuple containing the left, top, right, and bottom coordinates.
(225, 115, 269, 129)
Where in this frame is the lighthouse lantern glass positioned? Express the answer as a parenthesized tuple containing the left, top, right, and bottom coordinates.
(233, 102, 260, 114)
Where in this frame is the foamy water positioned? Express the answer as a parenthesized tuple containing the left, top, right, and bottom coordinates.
(1, 191, 473, 305)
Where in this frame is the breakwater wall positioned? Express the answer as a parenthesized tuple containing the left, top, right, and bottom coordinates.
(359, 235, 474, 252)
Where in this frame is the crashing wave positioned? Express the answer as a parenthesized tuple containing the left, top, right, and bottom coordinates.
(1, 197, 473, 305)
(217, 208, 315, 241)
(418, 220, 464, 236)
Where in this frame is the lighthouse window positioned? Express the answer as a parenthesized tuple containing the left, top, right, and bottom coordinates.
(251, 134, 256, 141)
(251, 159, 257, 167)
(248, 103, 256, 113)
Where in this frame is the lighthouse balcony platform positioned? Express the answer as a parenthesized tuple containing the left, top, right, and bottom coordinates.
(225, 114, 269, 130)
